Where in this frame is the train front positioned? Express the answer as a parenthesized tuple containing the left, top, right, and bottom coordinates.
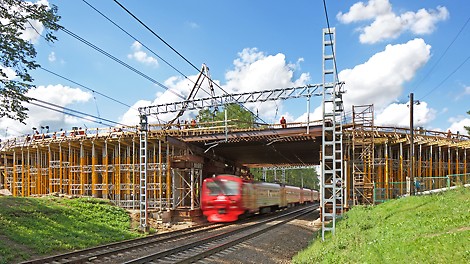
(201, 175, 244, 222)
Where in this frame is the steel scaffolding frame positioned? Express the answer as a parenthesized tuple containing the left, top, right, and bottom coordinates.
(352, 105, 375, 205)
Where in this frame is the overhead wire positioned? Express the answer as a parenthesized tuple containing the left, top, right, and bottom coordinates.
(60, 27, 186, 100)
(81, 0, 194, 85)
(419, 55, 470, 101)
(322, 0, 340, 82)
(416, 15, 470, 99)
(28, 97, 130, 127)
(112, 0, 269, 124)
(39, 66, 135, 109)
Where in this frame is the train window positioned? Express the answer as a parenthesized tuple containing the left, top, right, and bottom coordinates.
(205, 179, 240, 196)
(220, 180, 239, 196)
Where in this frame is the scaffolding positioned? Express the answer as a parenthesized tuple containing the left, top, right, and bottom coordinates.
(351, 105, 375, 205)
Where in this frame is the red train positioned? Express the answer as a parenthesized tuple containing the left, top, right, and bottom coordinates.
(200, 174, 319, 222)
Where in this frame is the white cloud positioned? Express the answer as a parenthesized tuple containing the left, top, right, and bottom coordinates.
(447, 117, 470, 136)
(375, 101, 436, 127)
(302, 38, 432, 128)
(339, 38, 430, 111)
(119, 48, 310, 126)
(48, 51, 56, 62)
(127, 41, 159, 66)
(337, 0, 391, 23)
(223, 48, 310, 120)
(337, 0, 449, 44)
(0, 84, 92, 137)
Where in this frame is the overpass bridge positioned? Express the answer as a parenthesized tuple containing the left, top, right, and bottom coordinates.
(1, 118, 469, 208)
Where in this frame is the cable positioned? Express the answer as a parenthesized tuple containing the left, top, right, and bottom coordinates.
(419, 55, 470, 101)
(413, 15, 470, 93)
(39, 66, 135, 109)
(60, 27, 186, 100)
(29, 97, 130, 127)
(28, 101, 116, 127)
(112, 0, 268, 124)
(322, 0, 340, 82)
(82, 0, 193, 84)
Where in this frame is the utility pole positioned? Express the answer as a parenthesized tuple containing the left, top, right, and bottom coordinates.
(409, 93, 414, 195)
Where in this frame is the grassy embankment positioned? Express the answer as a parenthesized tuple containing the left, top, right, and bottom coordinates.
(293, 187, 470, 263)
(0, 196, 142, 264)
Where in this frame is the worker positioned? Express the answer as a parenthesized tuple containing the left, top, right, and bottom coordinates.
(280, 116, 287, 128)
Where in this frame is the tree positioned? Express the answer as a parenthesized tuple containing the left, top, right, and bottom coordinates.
(251, 167, 319, 190)
(466, 110, 470, 135)
(0, 0, 61, 122)
(197, 103, 255, 128)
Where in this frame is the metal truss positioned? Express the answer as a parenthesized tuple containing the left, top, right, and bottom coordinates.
(139, 84, 325, 115)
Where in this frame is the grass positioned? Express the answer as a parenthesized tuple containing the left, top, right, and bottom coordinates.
(293, 187, 470, 264)
(0, 196, 142, 264)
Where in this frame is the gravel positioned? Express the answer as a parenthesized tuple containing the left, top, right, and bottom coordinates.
(201, 209, 321, 264)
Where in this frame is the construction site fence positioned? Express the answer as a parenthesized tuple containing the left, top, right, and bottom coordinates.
(373, 173, 470, 203)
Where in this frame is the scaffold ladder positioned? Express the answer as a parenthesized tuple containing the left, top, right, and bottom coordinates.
(321, 27, 344, 241)
(352, 105, 375, 205)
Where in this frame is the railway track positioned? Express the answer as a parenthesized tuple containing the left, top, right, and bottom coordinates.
(20, 223, 226, 264)
(126, 204, 318, 264)
(20, 204, 318, 264)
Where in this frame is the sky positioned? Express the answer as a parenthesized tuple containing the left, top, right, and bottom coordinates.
(1, 0, 470, 138)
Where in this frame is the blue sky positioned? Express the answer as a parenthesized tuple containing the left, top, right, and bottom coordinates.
(1, 0, 470, 138)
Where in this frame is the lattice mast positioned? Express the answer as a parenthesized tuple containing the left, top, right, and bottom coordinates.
(139, 114, 149, 232)
(352, 105, 375, 205)
(321, 27, 344, 240)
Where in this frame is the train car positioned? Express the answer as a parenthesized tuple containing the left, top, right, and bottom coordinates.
(201, 174, 318, 223)
(300, 188, 320, 203)
(201, 174, 256, 222)
(254, 181, 282, 213)
(284, 185, 302, 207)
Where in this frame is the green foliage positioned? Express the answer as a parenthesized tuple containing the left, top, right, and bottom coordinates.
(0, 196, 141, 263)
(292, 187, 470, 264)
(197, 103, 255, 128)
(251, 168, 319, 189)
(0, 0, 62, 122)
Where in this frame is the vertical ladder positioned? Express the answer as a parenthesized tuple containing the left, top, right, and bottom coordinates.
(139, 114, 149, 232)
(321, 27, 344, 241)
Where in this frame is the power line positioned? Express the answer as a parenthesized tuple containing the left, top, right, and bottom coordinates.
(39, 66, 135, 109)
(28, 97, 130, 127)
(419, 55, 470, 101)
(322, 0, 340, 82)
(82, 0, 193, 83)
(60, 27, 186, 100)
(112, 0, 268, 124)
(413, 15, 470, 93)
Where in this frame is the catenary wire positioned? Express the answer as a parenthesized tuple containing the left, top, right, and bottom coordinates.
(39, 66, 135, 109)
(413, 15, 470, 93)
(29, 97, 130, 127)
(60, 27, 186, 100)
(322, 0, 340, 82)
(112, 0, 268, 124)
(419, 55, 470, 101)
(81, 0, 194, 85)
